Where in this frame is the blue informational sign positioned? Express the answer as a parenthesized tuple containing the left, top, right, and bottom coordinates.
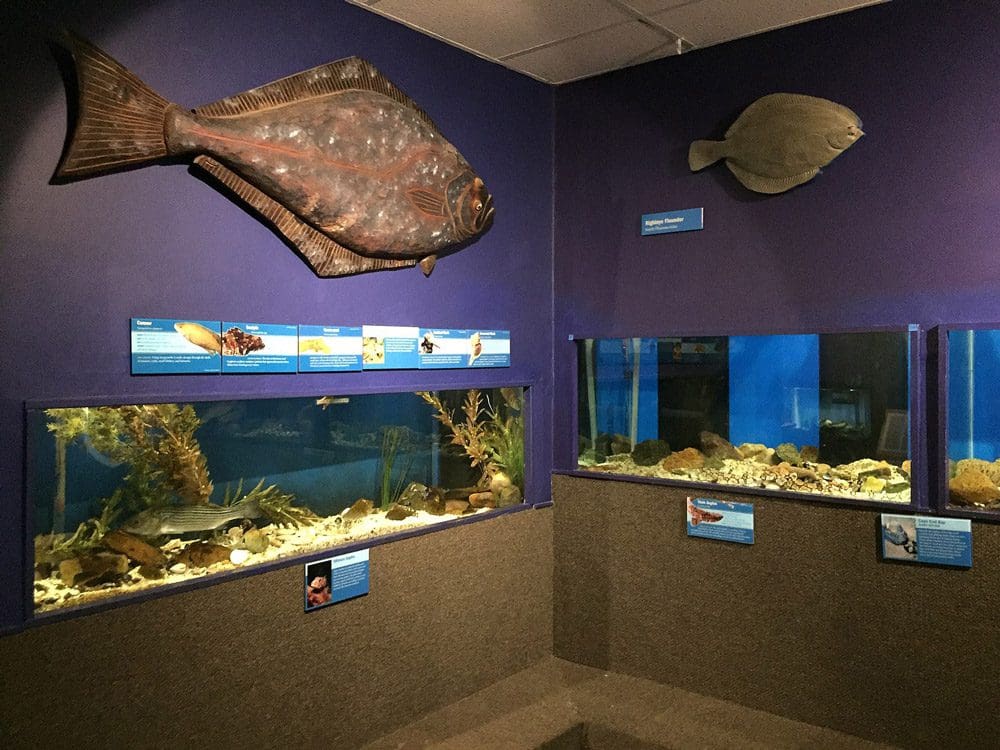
(418, 328, 471, 369)
(686, 497, 755, 545)
(131, 317, 222, 375)
(303, 549, 370, 612)
(361, 325, 420, 370)
(331, 549, 370, 603)
(468, 329, 511, 368)
(641, 208, 704, 235)
(881, 514, 972, 568)
(221, 322, 297, 373)
(298, 325, 362, 372)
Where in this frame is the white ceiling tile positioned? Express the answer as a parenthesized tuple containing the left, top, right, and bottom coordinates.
(649, 0, 883, 47)
(507, 21, 671, 84)
(363, 0, 632, 59)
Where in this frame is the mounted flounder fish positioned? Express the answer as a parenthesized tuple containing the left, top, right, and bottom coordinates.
(55, 33, 494, 277)
(689, 93, 863, 194)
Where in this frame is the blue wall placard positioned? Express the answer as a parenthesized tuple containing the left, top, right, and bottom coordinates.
(641, 208, 704, 235)
(881, 514, 972, 568)
(131, 317, 222, 374)
(298, 325, 362, 372)
(221, 322, 297, 373)
(331, 549, 370, 603)
(418, 328, 470, 369)
(361, 325, 420, 370)
(686, 497, 755, 544)
(468, 329, 511, 368)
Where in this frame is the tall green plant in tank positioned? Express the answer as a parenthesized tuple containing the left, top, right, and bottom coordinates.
(416, 388, 524, 504)
(375, 426, 414, 510)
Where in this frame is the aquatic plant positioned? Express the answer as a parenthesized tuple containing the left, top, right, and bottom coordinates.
(376, 426, 414, 511)
(416, 388, 525, 490)
(221, 478, 318, 528)
(44, 408, 92, 534)
(39, 488, 127, 557)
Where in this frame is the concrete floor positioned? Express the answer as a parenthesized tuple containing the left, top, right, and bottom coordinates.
(363, 656, 899, 749)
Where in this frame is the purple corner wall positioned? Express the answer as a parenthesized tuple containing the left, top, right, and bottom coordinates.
(552, 0, 1000, 469)
(0, 0, 553, 633)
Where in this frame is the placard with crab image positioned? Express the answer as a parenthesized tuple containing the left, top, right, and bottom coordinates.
(686, 497, 754, 544)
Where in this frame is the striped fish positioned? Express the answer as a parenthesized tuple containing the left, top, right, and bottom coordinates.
(120, 497, 262, 537)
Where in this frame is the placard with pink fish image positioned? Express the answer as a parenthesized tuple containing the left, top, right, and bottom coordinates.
(686, 497, 754, 545)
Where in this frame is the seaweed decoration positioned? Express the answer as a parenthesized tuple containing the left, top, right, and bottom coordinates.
(376, 426, 415, 510)
(44, 408, 91, 534)
(39, 489, 126, 558)
(222, 478, 318, 528)
(416, 389, 525, 490)
(80, 404, 213, 508)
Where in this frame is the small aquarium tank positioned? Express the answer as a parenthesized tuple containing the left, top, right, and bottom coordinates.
(946, 328, 1000, 509)
(576, 332, 911, 502)
(30, 388, 525, 613)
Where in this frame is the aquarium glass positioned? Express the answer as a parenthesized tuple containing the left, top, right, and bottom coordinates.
(30, 387, 525, 614)
(946, 328, 1000, 510)
(576, 333, 911, 502)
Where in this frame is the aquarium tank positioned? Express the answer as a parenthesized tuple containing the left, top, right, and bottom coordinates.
(576, 333, 911, 502)
(946, 328, 1000, 510)
(30, 388, 525, 614)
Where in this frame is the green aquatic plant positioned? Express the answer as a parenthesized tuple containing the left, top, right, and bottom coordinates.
(44, 408, 92, 534)
(221, 478, 318, 528)
(416, 388, 525, 490)
(40, 489, 127, 557)
(376, 426, 414, 511)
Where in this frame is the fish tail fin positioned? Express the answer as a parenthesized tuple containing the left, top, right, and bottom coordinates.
(56, 31, 173, 178)
(688, 139, 726, 172)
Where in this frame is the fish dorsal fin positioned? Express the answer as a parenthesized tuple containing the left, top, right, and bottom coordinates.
(726, 93, 859, 138)
(194, 156, 417, 277)
(193, 56, 436, 129)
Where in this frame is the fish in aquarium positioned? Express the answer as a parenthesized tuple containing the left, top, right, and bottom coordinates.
(54, 33, 495, 278)
(120, 496, 263, 537)
(32, 389, 525, 613)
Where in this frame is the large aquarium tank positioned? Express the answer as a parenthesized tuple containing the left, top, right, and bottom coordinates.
(947, 328, 1000, 509)
(576, 332, 912, 502)
(30, 388, 525, 614)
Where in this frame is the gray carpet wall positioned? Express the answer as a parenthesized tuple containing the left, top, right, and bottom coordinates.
(0, 508, 553, 749)
(552, 474, 1000, 750)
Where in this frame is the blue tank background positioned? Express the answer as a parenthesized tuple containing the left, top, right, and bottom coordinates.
(948, 329, 1000, 461)
(729, 335, 820, 448)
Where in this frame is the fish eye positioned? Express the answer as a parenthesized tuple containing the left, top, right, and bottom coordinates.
(473, 200, 483, 212)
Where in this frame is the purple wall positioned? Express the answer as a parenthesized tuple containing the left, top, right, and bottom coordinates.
(0, 0, 553, 632)
(553, 0, 1000, 468)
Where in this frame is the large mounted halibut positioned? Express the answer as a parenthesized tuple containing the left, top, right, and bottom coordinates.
(55, 33, 495, 277)
(689, 93, 863, 194)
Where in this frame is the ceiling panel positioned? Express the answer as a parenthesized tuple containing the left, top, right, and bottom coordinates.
(507, 20, 672, 84)
(649, 0, 882, 47)
(347, 0, 885, 84)
(363, 0, 631, 59)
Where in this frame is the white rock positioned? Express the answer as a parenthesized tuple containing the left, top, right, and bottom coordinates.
(169, 563, 187, 574)
(229, 549, 251, 565)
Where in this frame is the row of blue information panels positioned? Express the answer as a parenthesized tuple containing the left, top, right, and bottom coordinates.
(131, 318, 511, 374)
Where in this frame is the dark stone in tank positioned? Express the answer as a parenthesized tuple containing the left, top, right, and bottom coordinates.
(631, 439, 671, 466)
(398, 482, 446, 515)
(385, 503, 417, 521)
(699, 431, 740, 460)
(775, 443, 802, 466)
